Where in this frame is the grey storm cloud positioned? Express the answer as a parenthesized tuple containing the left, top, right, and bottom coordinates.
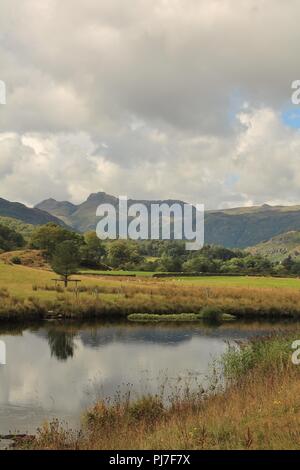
(0, 0, 300, 207)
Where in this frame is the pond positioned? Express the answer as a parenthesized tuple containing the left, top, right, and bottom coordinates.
(0, 319, 295, 435)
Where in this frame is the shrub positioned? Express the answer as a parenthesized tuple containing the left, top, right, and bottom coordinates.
(201, 306, 222, 322)
(222, 334, 293, 382)
(128, 396, 164, 424)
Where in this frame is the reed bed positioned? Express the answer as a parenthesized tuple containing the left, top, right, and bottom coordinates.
(3, 279, 300, 320)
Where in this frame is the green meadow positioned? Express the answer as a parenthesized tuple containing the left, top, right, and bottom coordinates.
(176, 275, 300, 289)
(1, 261, 300, 321)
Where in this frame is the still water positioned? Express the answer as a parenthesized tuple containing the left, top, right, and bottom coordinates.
(0, 320, 293, 434)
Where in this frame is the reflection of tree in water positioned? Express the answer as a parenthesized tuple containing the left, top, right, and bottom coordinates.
(47, 329, 77, 361)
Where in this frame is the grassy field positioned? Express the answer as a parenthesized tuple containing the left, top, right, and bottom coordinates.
(176, 275, 300, 289)
(18, 332, 300, 450)
(2, 261, 300, 320)
(79, 270, 300, 289)
(79, 269, 155, 277)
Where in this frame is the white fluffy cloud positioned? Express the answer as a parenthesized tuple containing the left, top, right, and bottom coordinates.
(0, 0, 299, 207)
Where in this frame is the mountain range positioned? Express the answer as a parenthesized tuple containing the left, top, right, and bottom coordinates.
(0, 197, 68, 227)
(35, 193, 300, 249)
(2, 193, 300, 249)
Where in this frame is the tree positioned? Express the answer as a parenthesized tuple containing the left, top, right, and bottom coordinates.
(282, 255, 294, 272)
(159, 240, 186, 258)
(47, 329, 76, 361)
(80, 231, 107, 267)
(107, 240, 142, 269)
(30, 223, 83, 257)
(159, 255, 183, 272)
(0, 223, 25, 251)
(182, 255, 217, 273)
(199, 245, 237, 261)
(290, 261, 300, 275)
(50, 240, 80, 287)
(221, 257, 245, 273)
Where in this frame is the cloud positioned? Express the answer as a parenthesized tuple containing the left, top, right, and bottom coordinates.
(0, 0, 299, 207)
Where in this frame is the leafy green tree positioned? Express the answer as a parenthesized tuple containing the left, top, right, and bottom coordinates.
(50, 240, 80, 287)
(199, 245, 237, 261)
(30, 223, 83, 257)
(282, 255, 294, 271)
(0, 224, 25, 252)
(183, 255, 217, 273)
(159, 240, 186, 258)
(159, 255, 183, 272)
(107, 240, 143, 269)
(221, 257, 245, 273)
(138, 240, 162, 257)
(243, 255, 272, 273)
(80, 231, 107, 267)
(290, 261, 300, 275)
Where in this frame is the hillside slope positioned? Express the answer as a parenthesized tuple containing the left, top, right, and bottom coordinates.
(0, 216, 36, 241)
(0, 198, 70, 228)
(249, 231, 300, 261)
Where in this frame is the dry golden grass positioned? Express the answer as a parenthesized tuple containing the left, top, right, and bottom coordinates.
(2, 259, 300, 319)
(0, 249, 49, 269)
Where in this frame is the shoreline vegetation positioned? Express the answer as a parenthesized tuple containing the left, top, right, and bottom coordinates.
(127, 311, 236, 322)
(15, 332, 300, 450)
(2, 261, 300, 321)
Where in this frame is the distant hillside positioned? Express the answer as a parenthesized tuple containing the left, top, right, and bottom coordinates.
(35, 198, 77, 226)
(204, 205, 300, 248)
(248, 231, 300, 261)
(35, 193, 300, 248)
(36, 193, 187, 233)
(0, 217, 35, 241)
(0, 198, 70, 228)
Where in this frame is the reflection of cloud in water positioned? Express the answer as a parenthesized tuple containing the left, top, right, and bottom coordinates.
(0, 321, 288, 434)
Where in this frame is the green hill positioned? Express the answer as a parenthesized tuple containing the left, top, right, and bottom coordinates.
(33, 198, 77, 226)
(204, 205, 300, 248)
(0, 217, 36, 241)
(248, 231, 300, 261)
(0, 197, 71, 228)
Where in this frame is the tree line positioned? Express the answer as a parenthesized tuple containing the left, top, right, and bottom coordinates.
(2, 221, 300, 285)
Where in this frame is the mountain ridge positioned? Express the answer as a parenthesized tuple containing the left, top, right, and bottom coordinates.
(0, 197, 71, 228)
(35, 193, 300, 248)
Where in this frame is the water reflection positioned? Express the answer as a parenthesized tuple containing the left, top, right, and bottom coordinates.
(47, 329, 76, 361)
(0, 319, 298, 434)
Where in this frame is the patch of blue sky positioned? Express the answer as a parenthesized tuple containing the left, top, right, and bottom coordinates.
(281, 107, 300, 129)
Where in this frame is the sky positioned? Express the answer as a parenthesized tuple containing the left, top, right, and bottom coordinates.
(0, 0, 300, 209)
